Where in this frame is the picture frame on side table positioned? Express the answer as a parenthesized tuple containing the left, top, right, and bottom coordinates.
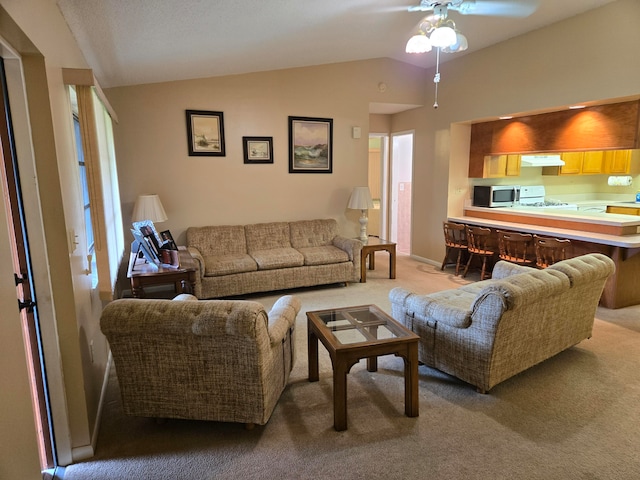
(133, 220, 162, 250)
(159, 230, 178, 250)
(130, 228, 159, 266)
(288, 116, 333, 173)
(243, 136, 273, 164)
(186, 110, 226, 156)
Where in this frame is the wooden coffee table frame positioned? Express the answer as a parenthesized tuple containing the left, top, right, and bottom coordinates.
(307, 304, 419, 431)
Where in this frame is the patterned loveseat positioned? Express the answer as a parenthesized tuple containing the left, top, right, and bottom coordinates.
(101, 293, 301, 426)
(186, 219, 362, 299)
(389, 253, 615, 393)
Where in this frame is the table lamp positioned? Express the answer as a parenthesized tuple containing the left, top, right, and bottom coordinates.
(347, 186, 374, 242)
(132, 194, 168, 223)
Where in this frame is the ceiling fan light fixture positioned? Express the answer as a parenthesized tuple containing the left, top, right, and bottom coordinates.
(442, 32, 468, 53)
(406, 34, 433, 54)
(430, 25, 457, 47)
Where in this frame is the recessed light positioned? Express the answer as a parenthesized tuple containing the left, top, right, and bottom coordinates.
(499, 116, 513, 120)
(569, 105, 586, 109)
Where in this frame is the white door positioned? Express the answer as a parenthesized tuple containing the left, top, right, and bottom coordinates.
(390, 132, 413, 254)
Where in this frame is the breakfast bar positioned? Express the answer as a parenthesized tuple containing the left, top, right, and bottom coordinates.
(450, 206, 640, 309)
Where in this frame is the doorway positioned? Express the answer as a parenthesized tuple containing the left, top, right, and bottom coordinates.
(0, 58, 56, 471)
(390, 132, 413, 254)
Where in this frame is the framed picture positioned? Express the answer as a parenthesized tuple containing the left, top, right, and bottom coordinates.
(288, 116, 333, 173)
(243, 136, 273, 164)
(130, 228, 159, 265)
(186, 110, 226, 156)
(132, 220, 162, 250)
(159, 230, 178, 250)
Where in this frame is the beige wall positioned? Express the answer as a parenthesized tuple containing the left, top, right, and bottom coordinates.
(1, 0, 639, 476)
(105, 59, 428, 245)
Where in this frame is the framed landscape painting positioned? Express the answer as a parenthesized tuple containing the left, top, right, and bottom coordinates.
(186, 110, 226, 156)
(288, 116, 333, 173)
(243, 136, 274, 164)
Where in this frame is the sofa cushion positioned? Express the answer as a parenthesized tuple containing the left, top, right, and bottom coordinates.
(245, 222, 291, 252)
(290, 219, 337, 248)
(297, 245, 350, 266)
(187, 225, 247, 256)
(251, 248, 304, 270)
(204, 254, 258, 276)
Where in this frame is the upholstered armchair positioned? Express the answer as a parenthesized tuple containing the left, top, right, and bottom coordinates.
(100, 294, 301, 427)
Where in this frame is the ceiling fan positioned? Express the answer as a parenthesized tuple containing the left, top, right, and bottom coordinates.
(405, 1, 539, 108)
(408, 0, 539, 17)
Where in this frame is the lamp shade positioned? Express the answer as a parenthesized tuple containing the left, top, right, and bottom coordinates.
(430, 26, 457, 48)
(132, 194, 168, 222)
(347, 187, 374, 210)
(406, 34, 432, 54)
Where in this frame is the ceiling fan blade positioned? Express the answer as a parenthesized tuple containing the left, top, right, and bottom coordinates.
(451, 0, 539, 17)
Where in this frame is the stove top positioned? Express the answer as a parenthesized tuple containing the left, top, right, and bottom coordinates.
(518, 185, 578, 210)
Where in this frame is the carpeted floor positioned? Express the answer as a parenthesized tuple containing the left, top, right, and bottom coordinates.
(63, 255, 640, 479)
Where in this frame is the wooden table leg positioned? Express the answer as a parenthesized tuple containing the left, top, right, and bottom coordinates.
(333, 359, 349, 431)
(389, 245, 396, 279)
(308, 322, 319, 382)
(404, 342, 419, 418)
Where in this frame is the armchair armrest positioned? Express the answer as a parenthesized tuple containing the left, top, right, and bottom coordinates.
(267, 295, 301, 345)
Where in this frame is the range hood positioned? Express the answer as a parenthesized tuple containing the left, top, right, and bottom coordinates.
(520, 154, 565, 167)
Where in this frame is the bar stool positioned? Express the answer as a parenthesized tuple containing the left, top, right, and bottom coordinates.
(463, 226, 496, 280)
(496, 230, 536, 267)
(441, 222, 468, 275)
(534, 235, 571, 268)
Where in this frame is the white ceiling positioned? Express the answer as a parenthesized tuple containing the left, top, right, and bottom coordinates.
(55, 0, 616, 89)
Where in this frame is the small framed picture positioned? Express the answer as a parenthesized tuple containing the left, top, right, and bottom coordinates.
(159, 230, 178, 250)
(130, 228, 159, 265)
(186, 110, 226, 156)
(288, 116, 333, 173)
(243, 136, 273, 164)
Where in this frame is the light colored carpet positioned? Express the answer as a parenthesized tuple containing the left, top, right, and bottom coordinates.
(64, 255, 640, 479)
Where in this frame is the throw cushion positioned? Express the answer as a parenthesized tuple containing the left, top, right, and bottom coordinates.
(245, 222, 291, 252)
(187, 225, 247, 256)
(204, 254, 257, 276)
(290, 219, 337, 248)
(297, 245, 349, 266)
(251, 248, 304, 270)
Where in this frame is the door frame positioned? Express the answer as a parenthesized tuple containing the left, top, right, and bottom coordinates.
(1, 38, 73, 468)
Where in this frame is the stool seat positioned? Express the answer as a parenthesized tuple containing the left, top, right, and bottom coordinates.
(463, 226, 496, 280)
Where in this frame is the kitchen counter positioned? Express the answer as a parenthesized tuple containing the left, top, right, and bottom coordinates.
(462, 205, 640, 240)
(451, 207, 640, 308)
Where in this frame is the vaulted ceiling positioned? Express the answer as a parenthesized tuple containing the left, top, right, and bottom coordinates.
(56, 0, 616, 89)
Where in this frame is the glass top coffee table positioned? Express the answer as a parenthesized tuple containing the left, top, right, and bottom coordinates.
(307, 304, 419, 431)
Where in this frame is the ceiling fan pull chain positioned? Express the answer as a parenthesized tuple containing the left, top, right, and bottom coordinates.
(433, 47, 441, 109)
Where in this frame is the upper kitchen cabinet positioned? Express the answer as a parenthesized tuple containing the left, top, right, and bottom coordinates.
(603, 149, 632, 174)
(483, 154, 521, 178)
(468, 100, 640, 177)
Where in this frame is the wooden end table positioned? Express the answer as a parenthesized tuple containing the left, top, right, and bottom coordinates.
(307, 304, 419, 431)
(127, 246, 197, 298)
(360, 236, 396, 283)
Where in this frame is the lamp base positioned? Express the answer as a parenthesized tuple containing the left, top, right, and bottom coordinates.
(358, 210, 368, 243)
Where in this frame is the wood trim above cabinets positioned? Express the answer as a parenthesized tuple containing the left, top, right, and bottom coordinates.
(469, 100, 640, 178)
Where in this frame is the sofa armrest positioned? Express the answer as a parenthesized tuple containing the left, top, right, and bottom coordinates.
(267, 295, 302, 345)
(332, 235, 362, 262)
(390, 287, 473, 329)
(187, 246, 205, 279)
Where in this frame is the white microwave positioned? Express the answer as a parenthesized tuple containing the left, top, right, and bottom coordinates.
(473, 185, 520, 208)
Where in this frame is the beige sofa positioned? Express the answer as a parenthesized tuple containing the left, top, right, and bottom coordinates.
(389, 253, 615, 393)
(100, 293, 301, 426)
(186, 218, 362, 299)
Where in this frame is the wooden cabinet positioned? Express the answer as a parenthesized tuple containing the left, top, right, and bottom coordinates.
(483, 154, 521, 178)
(606, 205, 640, 216)
(559, 152, 583, 174)
(582, 151, 604, 174)
(542, 150, 632, 176)
(603, 150, 632, 174)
